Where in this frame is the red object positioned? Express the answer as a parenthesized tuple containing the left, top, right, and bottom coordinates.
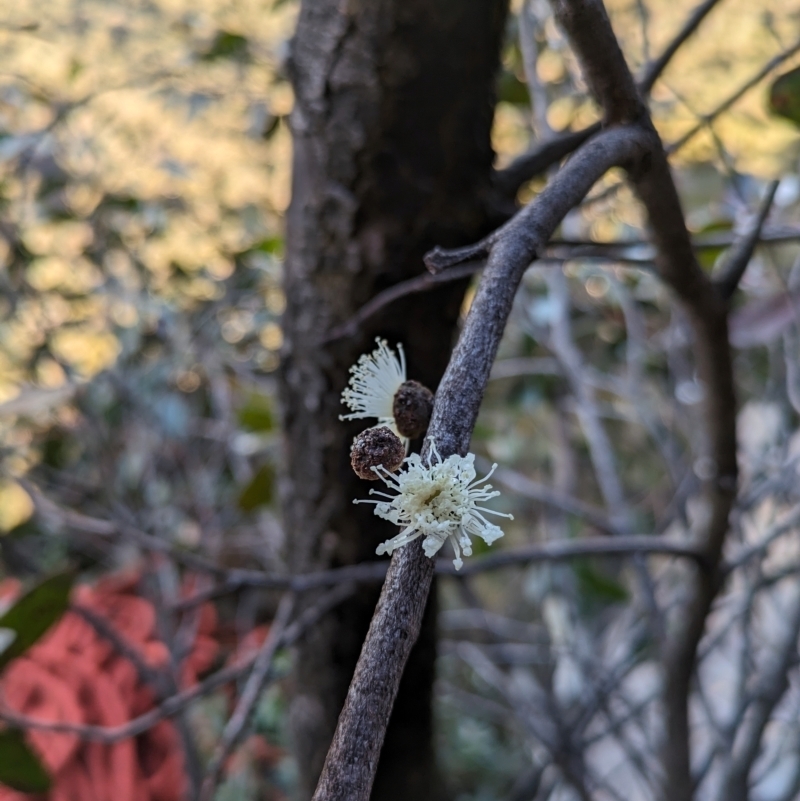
(0, 571, 218, 801)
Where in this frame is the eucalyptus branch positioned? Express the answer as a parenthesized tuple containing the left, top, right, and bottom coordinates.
(546, 3, 738, 799)
(715, 180, 780, 299)
(638, 0, 724, 94)
(668, 37, 800, 153)
(311, 125, 650, 801)
(199, 593, 296, 801)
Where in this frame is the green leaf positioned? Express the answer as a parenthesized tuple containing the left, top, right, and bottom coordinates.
(0, 572, 74, 672)
(574, 560, 629, 605)
(769, 66, 800, 126)
(253, 236, 284, 257)
(695, 220, 733, 271)
(497, 71, 530, 106)
(201, 31, 249, 62)
(238, 464, 275, 511)
(237, 394, 274, 433)
(0, 728, 51, 793)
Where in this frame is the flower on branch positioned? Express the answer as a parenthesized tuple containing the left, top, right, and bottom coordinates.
(340, 339, 407, 434)
(340, 339, 434, 439)
(355, 439, 512, 569)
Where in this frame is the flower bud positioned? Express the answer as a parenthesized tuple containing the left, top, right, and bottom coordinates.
(392, 380, 434, 439)
(350, 426, 405, 480)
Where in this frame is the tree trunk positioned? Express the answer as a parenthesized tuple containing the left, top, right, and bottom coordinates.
(280, 1, 508, 797)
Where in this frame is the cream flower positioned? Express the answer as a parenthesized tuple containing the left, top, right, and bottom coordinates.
(340, 338, 406, 434)
(355, 439, 512, 570)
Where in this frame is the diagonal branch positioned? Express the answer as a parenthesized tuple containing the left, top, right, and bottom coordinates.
(199, 593, 296, 801)
(715, 180, 780, 299)
(638, 0, 724, 94)
(668, 38, 800, 153)
(492, 124, 601, 200)
(0, 583, 354, 744)
(546, 3, 738, 800)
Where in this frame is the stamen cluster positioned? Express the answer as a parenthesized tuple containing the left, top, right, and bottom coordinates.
(355, 440, 512, 570)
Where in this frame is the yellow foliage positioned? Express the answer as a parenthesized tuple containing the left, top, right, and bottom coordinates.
(0, 482, 34, 532)
(50, 328, 121, 377)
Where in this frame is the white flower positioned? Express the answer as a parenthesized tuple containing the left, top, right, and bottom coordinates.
(355, 439, 512, 569)
(340, 338, 406, 435)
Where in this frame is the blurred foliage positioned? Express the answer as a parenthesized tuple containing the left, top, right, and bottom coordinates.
(0, 727, 52, 793)
(0, 571, 72, 671)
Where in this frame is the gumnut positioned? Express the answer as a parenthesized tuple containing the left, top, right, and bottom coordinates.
(350, 426, 406, 480)
(392, 380, 434, 439)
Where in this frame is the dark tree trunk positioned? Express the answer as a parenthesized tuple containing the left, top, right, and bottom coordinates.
(280, 1, 508, 797)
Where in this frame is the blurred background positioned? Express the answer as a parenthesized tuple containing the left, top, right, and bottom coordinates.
(0, 0, 799, 799)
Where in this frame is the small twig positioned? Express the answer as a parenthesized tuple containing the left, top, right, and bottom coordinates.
(439, 535, 709, 576)
(715, 585, 800, 801)
(519, 0, 553, 139)
(71, 602, 165, 691)
(322, 262, 482, 344)
(199, 593, 296, 801)
(668, 37, 800, 153)
(492, 124, 601, 201)
(715, 180, 780, 299)
(485, 460, 619, 535)
(723, 504, 800, 573)
(638, 0, 724, 94)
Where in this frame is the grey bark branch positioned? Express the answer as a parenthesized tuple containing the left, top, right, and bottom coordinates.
(311, 126, 650, 801)
(199, 593, 296, 801)
(546, 2, 738, 799)
(638, 0, 724, 94)
(668, 37, 800, 153)
(715, 180, 780, 299)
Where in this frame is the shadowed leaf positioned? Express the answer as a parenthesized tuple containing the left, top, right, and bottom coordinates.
(0, 728, 51, 793)
(0, 572, 73, 672)
(770, 66, 800, 126)
(238, 464, 275, 511)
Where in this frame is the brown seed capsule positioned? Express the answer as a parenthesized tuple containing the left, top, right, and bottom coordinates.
(392, 380, 434, 439)
(350, 426, 405, 480)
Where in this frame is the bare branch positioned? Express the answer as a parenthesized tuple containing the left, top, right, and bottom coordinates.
(547, 3, 737, 799)
(199, 593, 296, 801)
(440, 535, 708, 576)
(549, 0, 646, 124)
(715, 587, 800, 801)
(322, 262, 481, 344)
(638, 0, 724, 94)
(492, 124, 601, 200)
(715, 180, 780, 299)
(668, 38, 800, 153)
(487, 460, 619, 534)
(71, 603, 165, 691)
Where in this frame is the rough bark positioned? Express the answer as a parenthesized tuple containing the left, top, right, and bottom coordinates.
(280, 1, 508, 798)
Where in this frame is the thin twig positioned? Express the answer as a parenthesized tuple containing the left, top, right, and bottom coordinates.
(438, 535, 708, 576)
(199, 593, 296, 801)
(322, 262, 482, 344)
(71, 602, 165, 691)
(638, 0, 724, 94)
(715, 180, 780, 299)
(668, 37, 800, 153)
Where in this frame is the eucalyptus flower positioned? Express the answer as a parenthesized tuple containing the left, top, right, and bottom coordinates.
(355, 439, 512, 569)
(340, 339, 434, 439)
